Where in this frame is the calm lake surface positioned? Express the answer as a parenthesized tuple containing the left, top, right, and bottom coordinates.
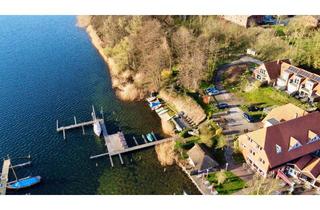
(0, 16, 199, 195)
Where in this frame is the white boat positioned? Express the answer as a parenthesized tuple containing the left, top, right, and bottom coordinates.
(93, 121, 101, 136)
(146, 96, 157, 102)
(158, 109, 168, 115)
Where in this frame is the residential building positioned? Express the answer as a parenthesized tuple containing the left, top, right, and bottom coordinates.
(238, 105, 320, 178)
(221, 15, 264, 28)
(253, 60, 320, 102)
(262, 103, 307, 127)
(286, 155, 320, 189)
(253, 60, 285, 85)
(187, 144, 219, 172)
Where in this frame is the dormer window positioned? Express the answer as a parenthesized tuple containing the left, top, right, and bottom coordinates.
(288, 137, 302, 151)
(308, 130, 320, 144)
(276, 144, 282, 154)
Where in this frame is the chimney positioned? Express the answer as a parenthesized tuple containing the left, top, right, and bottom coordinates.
(295, 113, 298, 118)
(277, 59, 280, 64)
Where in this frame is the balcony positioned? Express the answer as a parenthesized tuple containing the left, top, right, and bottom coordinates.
(276, 77, 287, 90)
(299, 87, 312, 96)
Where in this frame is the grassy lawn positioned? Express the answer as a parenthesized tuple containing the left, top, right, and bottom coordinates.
(221, 64, 314, 111)
(236, 86, 309, 109)
(207, 171, 246, 195)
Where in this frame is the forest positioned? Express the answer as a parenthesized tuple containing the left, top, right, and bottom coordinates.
(89, 15, 320, 100)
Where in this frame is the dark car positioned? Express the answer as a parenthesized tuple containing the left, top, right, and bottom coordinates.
(217, 103, 229, 109)
(243, 112, 254, 122)
(248, 105, 263, 112)
(206, 87, 220, 96)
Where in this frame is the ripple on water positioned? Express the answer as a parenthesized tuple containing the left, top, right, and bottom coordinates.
(0, 16, 199, 195)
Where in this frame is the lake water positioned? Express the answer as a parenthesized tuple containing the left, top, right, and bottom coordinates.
(0, 16, 199, 195)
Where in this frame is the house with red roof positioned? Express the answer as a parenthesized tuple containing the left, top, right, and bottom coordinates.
(238, 104, 320, 190)
(253, 60, 320, 102)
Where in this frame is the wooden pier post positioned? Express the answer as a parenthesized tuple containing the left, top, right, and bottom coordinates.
(63, 129, 66, 140)
(142, 134, 148, 143)
(82, 125, 85, 135)
(118, 154, 124, 165)
(109, 155, 114, 167)
(74, 116, 77, 125)
(133, 136, 138, 145)
(151, 131, 158, 141)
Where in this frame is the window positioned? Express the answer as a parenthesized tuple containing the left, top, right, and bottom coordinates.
(289, 143, 302, 151)
(256, 75, 261, 80)
(276, 144, 282, 154)
(294, 77, 302, 84)
(308, 135, 320, 144)
(262, 160, 265, 164)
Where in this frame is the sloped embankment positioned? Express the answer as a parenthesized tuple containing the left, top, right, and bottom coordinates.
(159, 90, 206, 125)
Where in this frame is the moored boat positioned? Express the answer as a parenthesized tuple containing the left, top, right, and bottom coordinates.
(7, 176, 41, 190)
(146, 96, 157, 102)
(93, 121, 101, 136)
(146, 133, 154, 142)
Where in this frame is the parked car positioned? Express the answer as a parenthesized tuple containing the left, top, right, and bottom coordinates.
(206, 87, 220, 96)
(248, 105, 263, 112)
(243, 112, 254, 122)
(217, 103, 229, 109)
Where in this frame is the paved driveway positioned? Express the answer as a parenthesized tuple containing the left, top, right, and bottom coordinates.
(213, 55, 262, 134)
(211, 56, 262, 187)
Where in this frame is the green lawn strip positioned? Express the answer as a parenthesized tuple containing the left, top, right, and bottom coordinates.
(207, 171, 246, 195)
(236, 87, 309, 109)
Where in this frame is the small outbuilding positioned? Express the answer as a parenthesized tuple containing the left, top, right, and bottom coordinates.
(187, 144, 219, 172)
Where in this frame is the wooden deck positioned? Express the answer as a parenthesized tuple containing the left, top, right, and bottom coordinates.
(0, 159, 11, 195)
(56, 119, 103, 132)
(110, 136, 177, 155)
(90, 136, 178, 159)
(57, 105, 178, 167)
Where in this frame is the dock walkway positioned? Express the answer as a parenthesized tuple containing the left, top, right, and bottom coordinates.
(58, 106, 179, 167)
(0, 159, 11, 195)
(56, 119, 103, 132)
(110, 136, 177, 156)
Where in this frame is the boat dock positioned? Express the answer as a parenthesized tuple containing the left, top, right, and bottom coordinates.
(0, 159, 11, 195)
(57, 105, 179, 167)
(56, 106, 103, 139)
(90, 136, 178, 159)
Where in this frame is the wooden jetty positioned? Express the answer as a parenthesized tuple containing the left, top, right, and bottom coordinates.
(56, 106, 103, 140)
(58, 105, 178, 167)
(93, 117, 179, 166)
(0, 159, 11, 195)
(90, 136, 177, 159)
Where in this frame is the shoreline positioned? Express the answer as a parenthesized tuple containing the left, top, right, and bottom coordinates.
(77, 16, 175, 136)
(77, 16, 203, 195)
(77, 16, 142, 101)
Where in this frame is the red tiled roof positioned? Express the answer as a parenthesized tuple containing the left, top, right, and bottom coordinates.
(304, 158, 320, 178)
(263, 61, 282, 80)
(293, 155, 314, 170)
(263, 112, 320, 168)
